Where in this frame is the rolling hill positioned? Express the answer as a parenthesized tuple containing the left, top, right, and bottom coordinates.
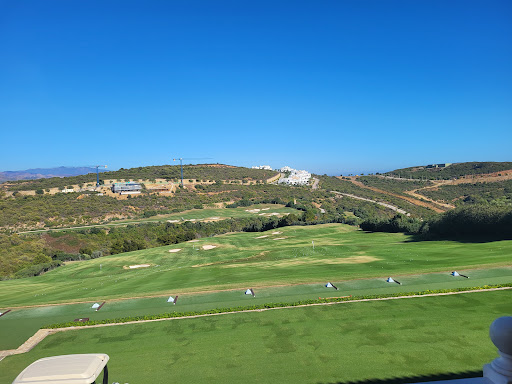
(385, 161, 512, 180)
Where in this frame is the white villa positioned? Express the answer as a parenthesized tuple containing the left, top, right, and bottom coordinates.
(278, 166, 311, 185)
(251, 165, 273, 170)
(250, 164, 312, 185)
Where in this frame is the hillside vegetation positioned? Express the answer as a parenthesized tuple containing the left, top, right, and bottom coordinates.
(319, 175, 437, 218)
(0, 184, 325, 230)
(358, 176, 433, 194)
(386, 162, 512, 180)
(417, 179, 512, 206)
(3, 164, 279, 192)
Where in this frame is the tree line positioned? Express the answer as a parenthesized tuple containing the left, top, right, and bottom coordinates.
(360, 205, 512, 240)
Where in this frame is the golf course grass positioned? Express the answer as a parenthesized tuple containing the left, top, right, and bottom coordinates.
(20, 204, 298, 233)
(1, 290, 510, 384)
(1, 267, 511, 351)
(2, 224, 511, 308)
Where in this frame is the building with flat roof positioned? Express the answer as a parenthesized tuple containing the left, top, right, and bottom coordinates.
(111, 182, 142, 194)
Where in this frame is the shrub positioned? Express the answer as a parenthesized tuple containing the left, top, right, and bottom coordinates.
(14, 261, 62, 278)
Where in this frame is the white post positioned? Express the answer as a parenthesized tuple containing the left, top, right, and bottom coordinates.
(484, 316, 512, 384)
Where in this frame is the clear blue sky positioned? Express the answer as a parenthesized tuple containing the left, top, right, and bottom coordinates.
(1, 0, 511, 175)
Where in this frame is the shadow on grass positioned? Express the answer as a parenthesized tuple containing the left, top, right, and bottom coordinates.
(322, 369, 482, 384)
(403, 233, 511, 244)
(362, 230, 510, 244)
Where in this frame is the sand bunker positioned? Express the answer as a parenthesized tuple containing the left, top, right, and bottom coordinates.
(126, 264, 151, 269)
(188, 239, 200, 243)
(272, 231, 282, 235)
(167, 220, 179, 223)
(168, 249, 181, 253)
(273, 237, 286, 240)
(255, 235, 268, 239)
(261, 208, 270, 211)
(245, 209, 261, 213)
(202, 245, 217, 250)
(259, 212, 281, 216)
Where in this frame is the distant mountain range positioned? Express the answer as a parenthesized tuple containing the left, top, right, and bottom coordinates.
(0, 167, 108, 183)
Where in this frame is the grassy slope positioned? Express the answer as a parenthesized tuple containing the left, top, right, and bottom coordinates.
(1, 290, 510, 384)
(2, 224, 512, 307)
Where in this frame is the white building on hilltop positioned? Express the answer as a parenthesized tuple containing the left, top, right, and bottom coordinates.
(251, 165, 273, 170)
(279, 166, 293, 173)
(278, 166, 311, 185)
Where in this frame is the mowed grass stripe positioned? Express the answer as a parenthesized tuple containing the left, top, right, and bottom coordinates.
(1, 290, 510, 384)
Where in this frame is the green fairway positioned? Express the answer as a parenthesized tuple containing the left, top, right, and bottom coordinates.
(1, 290, 510, 384)
(20, 204, 298, 233)
(1, 224, 512, 308)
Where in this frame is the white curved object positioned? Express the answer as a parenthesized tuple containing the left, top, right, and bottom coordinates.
(484, 316, 512, 384)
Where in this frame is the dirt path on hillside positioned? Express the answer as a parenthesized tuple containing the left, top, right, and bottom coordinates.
(332, 191, 409, 215)
(405, 182, 456, 209)
(344, 178, 446, 213)
(403, 169, 512, 207)
(1, 287, 509, 361)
